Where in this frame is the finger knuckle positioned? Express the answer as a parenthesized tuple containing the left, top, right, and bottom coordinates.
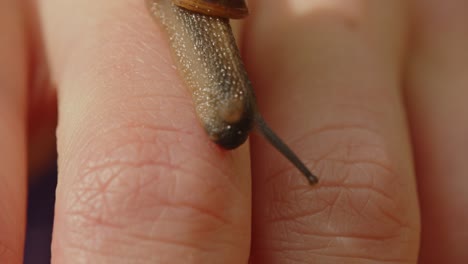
(262, 123, 419, 263)
(57, 105, 241, 258)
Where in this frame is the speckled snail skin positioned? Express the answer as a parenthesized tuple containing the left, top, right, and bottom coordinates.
(146, 0, 318, 184)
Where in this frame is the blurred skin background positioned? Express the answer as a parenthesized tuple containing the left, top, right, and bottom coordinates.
(1, 0, 468, 263)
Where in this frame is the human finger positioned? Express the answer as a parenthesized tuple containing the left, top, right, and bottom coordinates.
(37, 0, 252, 262)
(244, 0, 420, 263)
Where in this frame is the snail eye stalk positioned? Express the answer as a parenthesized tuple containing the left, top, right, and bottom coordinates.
(254, 115, 318, 185)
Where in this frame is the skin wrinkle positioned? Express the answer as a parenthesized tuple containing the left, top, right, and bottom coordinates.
(289, 123, 383, 146)
(64, 204, 227, 254)
(253, 227, 411, 260)
(256, 241, 413, 262)
(63, 194, 234, 260)
(252, 195, 416, 262)
(62, 200, 246, 263)
(259, 120, 393, 186)
(252, 219, 411, 263)
(56, 238, 132, 261)
(67, 120, 247, 197)
(286, 145, 401, 205)
(131, 217, 245, 252)
(65, 144, 236, 225)
(254, 247, 414, 264)
(263, 128, 402, 209)
(326, 182, 405, 230)
(261, 179, 408, 238)
(303, 253, 413, 264)
(266, 180, 407, 230)
(256, 234, 416, 263)
(73, 165, 168, 218)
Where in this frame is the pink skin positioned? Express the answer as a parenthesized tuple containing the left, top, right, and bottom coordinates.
(0, 1, 27, 264)
(1, 0, 467, 263)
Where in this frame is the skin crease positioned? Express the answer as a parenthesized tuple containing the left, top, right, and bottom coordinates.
(0, 0, 466, 263)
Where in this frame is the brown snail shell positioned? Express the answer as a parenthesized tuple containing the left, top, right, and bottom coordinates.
(146, 0, 318, 185)
(173, 0, 248, 19)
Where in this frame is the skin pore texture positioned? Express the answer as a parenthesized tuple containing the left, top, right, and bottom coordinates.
(1, 0, 467, 263)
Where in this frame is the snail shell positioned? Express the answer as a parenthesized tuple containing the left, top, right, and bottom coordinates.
(173, 0, 248, 19)
(146, 0, 318, 184)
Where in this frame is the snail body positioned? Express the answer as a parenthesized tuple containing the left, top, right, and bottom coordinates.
(146, 0, 318, 184)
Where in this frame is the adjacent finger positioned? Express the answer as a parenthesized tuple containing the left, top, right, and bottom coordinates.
(0, 0, 28, 263)
(244, 0, 420, 263)
(407, 1, 468, 263)
(37, 0, 251, 263)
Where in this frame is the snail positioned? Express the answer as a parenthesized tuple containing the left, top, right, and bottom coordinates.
(146, 0, 318, 185)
